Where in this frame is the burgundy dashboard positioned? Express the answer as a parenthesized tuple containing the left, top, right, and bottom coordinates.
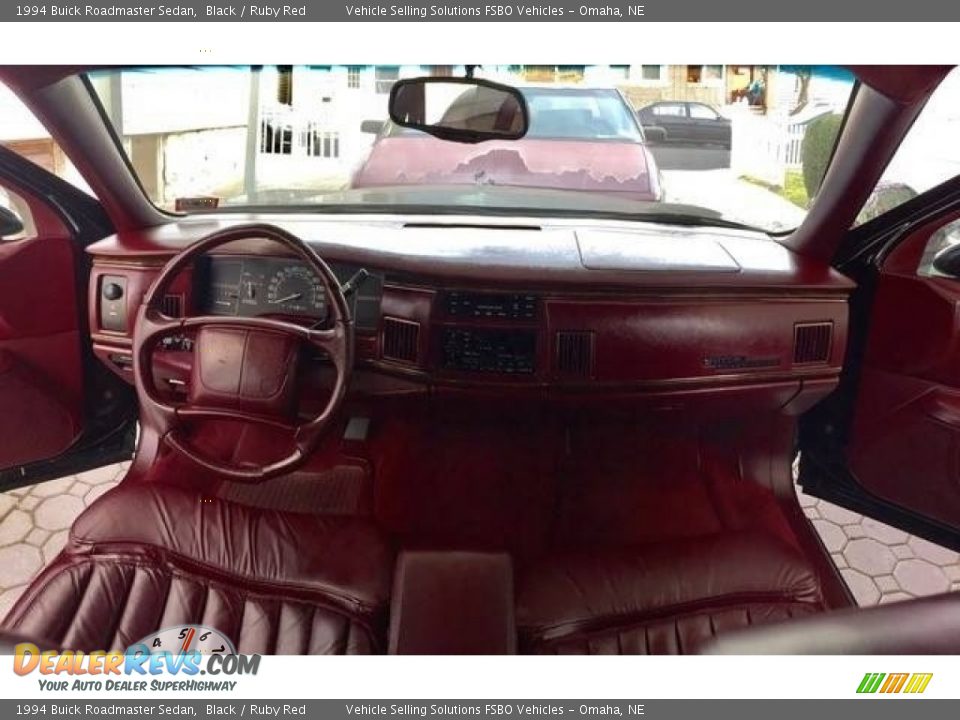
(85, 218, 853, 413)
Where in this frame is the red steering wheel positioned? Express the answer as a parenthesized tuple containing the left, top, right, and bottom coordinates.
(133, 224, 353, 481)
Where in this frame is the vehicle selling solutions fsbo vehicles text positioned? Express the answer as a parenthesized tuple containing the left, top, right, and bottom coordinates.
(343, 4, 644, 17)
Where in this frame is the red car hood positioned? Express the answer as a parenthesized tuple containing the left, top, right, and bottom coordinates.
(351, 136, 661, 201)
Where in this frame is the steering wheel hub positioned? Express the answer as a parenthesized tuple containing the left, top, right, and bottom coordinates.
(133, 224, 353, 481)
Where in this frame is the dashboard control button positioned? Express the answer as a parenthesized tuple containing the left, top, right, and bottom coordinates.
(102, 282, 124, 300)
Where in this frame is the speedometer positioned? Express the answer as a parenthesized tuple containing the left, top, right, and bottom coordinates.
(265, 264, 327, 317)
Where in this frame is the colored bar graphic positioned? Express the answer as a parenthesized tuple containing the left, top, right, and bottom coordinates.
(857, 673, 885, 694)
(880, 673, 909, 693)
(857, 672, 932, 694)
(903, 673, 933, 694)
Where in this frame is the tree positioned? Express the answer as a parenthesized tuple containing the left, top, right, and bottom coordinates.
(801, 113, 843, 198)
(791, 68, 812, 116)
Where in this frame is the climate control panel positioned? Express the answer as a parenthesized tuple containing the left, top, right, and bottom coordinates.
(441, 328, 537, 374)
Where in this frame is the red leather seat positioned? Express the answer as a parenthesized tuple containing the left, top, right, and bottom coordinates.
(2, 482, 393, 654)
(516, 532, 825, 654)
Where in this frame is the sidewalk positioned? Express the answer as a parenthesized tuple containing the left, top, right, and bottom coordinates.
(661, 168, 806, 232)
(797, 486, 960, 605)
(0, 463, 126, 618)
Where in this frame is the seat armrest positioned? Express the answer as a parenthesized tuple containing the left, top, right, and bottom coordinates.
(702, 592, 960, 654)
(389, 551, 516, 654)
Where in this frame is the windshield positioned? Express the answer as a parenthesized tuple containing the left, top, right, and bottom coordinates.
(87, 65, 856, 231)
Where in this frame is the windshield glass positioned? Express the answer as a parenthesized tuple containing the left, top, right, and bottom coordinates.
(87, 65, 856, 231)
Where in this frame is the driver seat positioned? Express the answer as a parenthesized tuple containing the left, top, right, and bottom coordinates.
(1, 481, 394, 654)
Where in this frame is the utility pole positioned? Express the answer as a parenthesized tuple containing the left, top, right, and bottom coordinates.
(243, 66, 262, 203)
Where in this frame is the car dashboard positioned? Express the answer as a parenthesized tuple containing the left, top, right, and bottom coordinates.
(86, 217, 853, 414)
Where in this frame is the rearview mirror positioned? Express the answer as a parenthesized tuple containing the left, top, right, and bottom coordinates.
(0, 206, 24, 238)
(388, 77, 529, 144)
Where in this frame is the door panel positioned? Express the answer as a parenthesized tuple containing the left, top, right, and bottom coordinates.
(0, 179, 84, 470)
(844, 211, 960, 530)
(688, 104, 723, 144)
(651, 103, 687, 142)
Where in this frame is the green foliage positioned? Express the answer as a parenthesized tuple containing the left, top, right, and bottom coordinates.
(783, 169, 809, 209)
(801, 114, 843, 198)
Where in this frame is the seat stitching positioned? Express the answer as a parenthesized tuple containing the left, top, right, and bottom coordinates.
(526, 595, 822, 648)
(105, 564, 139, 651)
(60, 562, 98, 647)
(72, 539, 380, 618)
(534, 601, 822, 655)
(150, 563, 176, 639)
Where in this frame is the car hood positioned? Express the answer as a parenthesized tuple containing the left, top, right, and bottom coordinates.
(351, 136, 660, 200)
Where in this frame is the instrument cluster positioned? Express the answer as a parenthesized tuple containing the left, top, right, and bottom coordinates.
(195, 255, 383, 330)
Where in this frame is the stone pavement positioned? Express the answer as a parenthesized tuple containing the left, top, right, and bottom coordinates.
(0, 462, 127, 620)
(0, 462, 957, 620)
(797, 487, 960, 605)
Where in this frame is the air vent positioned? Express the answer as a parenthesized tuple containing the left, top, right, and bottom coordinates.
(161, 294, 184, 318)
(794, 322, 833, 364)
(555, 331, 595, 378)
(382, 317, 420, 365)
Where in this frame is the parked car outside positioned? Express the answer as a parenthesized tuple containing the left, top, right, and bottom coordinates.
(352, 86, 664, 202)
(637, 101, 732, 149)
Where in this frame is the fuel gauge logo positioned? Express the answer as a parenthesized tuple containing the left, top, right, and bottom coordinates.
(137, 624, 237, 655)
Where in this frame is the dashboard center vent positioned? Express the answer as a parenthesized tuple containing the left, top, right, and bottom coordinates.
(382, 317, 421, 365)
(794, 322, 832, 364)
(555, 331, 595, 378)
(161, 294, 184, 318)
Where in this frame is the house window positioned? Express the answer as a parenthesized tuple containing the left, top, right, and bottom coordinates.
(347, 66, 361, 89)
(260, 120, 293, 155)
(704, 65, 723, 83)
(640, 65, 664, 82)
(610, 65, 630, 80)
(375, 67, 399, 94)
(304, 129, 340, 159)
(687, 65, 723, 85)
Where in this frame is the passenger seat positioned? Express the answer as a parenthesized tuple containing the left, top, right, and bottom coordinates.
(516, 532, 825, 654)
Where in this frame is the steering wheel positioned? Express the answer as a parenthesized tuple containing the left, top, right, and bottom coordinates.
(133, 224, 353, 481)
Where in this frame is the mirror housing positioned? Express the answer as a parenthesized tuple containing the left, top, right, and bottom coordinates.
(360, 119, 385, 135)
(388, 77, 529, 144)
(643, 126, 667, 143)
(933, 243, 960, 278)
(0, 206, 24, 238)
